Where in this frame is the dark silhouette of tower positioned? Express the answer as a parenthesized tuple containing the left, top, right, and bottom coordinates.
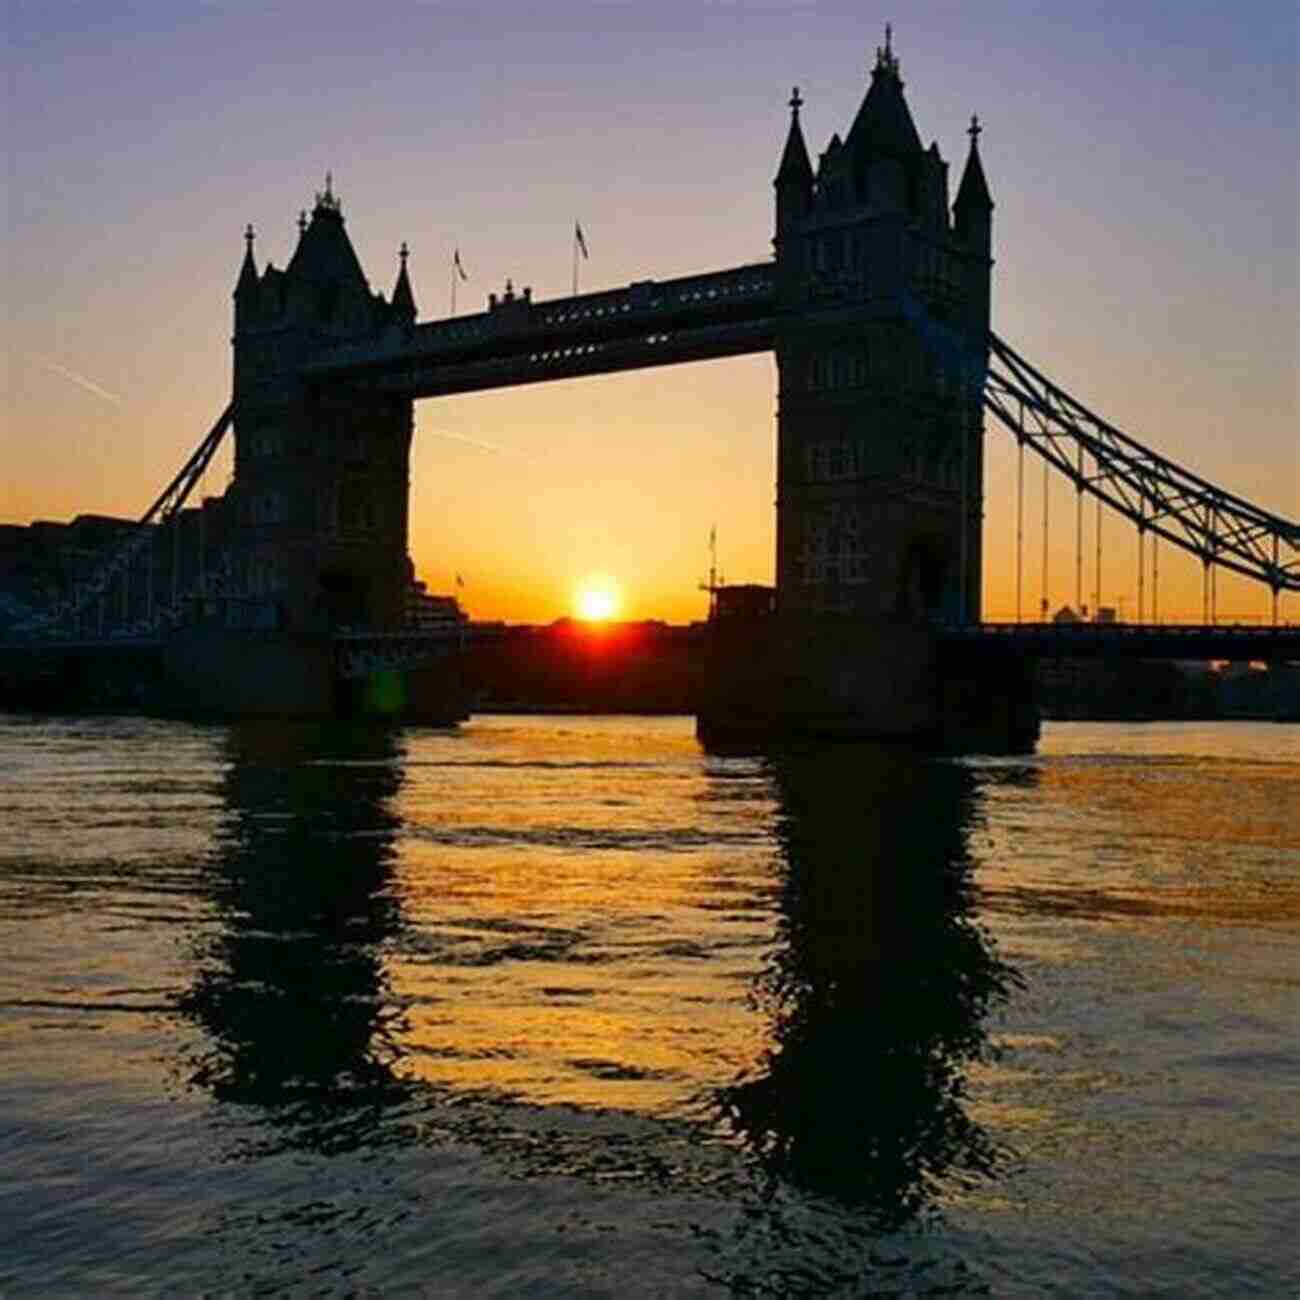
(231, 179, 416, 633)
(772, 33, 993, 622)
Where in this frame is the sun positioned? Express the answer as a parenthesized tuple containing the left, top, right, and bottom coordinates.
(574, 576, 622, 622)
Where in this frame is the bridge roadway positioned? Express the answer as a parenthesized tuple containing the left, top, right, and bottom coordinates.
(942, 622, 1300, 663)
(4, 622, 1297, 669)
(304, 263, 783, 398)
(337, 621, 1300, 675)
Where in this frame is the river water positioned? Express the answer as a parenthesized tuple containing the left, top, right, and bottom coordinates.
(1, 714, 1296, 1297)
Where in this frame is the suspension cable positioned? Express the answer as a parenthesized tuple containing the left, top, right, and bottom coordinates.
(1075, 444, 1084, 615)
(1279, 533, 1289, 624)
(1041, 457, 1049, 620)
(1137, 515, 1145, 624)
(1016, 436, 1025, 622)
(1095, 496, 1103, 619)
(11, 404, 232, 638)
(1152, 534, 1159, 625)
(896, 292, 1298, 605)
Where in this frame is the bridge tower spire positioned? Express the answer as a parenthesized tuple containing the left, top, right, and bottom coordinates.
(234, 223, 259, 304)
(954, 113, 994, 344)
(391, 241, 416, 325)
(774, 86, 814, 235)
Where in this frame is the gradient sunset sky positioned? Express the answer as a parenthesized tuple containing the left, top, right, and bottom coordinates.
(4, 1, 1296, 623)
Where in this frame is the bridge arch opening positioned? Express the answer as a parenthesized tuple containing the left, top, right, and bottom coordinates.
(404, 357, 777, 623)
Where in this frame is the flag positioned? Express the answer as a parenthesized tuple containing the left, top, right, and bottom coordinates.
(453, 249, 468, 281)
(574, 222, 589, 260)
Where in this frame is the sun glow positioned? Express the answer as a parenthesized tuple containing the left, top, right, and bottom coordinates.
(574, 577, 622, 622)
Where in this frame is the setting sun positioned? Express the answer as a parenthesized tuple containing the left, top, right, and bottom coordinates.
(574, 577, 622, 622)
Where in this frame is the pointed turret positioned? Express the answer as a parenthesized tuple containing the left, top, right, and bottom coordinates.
(234, 224, 259, 303)
(832, 29, 925, 214)
(391, 242, 416, 325)
(282, 174, 372, 327)
(953, 115, 993, 236)
(776, 87, 814, 185)
(954, 116, 993, 341)
(775, 87, 814, 233)
(843, 27, 924, 165)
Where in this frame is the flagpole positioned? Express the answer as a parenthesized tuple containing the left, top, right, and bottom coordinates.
(572, 227, 578, 296)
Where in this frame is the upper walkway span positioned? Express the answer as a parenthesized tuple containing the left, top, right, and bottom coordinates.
(305, 263, 779, 398)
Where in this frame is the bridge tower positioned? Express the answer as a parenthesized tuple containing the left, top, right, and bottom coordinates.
(772, 33, 992, 623)
(230, 179, 416, 634)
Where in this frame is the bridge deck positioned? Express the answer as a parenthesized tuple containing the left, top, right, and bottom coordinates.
(943, 622, 1299, 662)
(6, 622, 1295, 665)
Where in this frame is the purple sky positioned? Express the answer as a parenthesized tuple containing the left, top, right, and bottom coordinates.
(4, 1, 1296, 621)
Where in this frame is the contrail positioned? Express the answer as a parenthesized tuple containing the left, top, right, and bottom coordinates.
(425, 429, 534, 460)
(36, 356, 122, 407)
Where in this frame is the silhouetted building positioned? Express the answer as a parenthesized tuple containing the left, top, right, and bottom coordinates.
(713, 584, 775, 621)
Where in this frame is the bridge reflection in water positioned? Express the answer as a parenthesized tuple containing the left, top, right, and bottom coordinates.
(180, 722, 1018, 1227)
(180, 723, 413, 1154)
(716, 746, 1020, 1227)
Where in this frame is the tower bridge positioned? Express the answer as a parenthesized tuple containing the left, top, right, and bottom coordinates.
(6, 31, 1297, 747)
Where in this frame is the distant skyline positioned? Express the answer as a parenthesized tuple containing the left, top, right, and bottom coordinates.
(4, 1, 1296, 623)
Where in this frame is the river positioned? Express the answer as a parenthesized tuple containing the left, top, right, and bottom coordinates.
(1, 714, 1296, 1296)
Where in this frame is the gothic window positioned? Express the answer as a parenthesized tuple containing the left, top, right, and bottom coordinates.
(800, 506, 871, 589)
(806, 440, 867, 482)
